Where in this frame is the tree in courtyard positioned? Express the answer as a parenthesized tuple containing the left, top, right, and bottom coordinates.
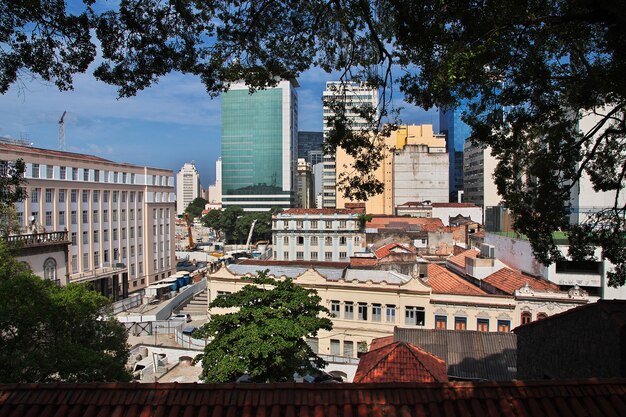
(2, 1, 625, 284)
(196, 270, 333, 383)
(0, 242, 130, 383)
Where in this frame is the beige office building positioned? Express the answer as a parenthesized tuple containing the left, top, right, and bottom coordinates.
(176, 162, 202, 216)
(0, 142, 176, 299)
(336, 124, 448, 214)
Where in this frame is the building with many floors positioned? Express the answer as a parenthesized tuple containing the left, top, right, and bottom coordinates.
(440, 102, 472, 202)
(0, 142, 176, 299)
(322, 81, 378, 208)
(221, 80, 298, 211)
(295, 158, 314, 208)
(175, 162, 202, 216)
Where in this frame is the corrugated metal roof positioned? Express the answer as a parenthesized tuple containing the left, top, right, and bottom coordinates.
(394, 328, 517, 380)
(227, 264, 345, 280)
(2, 379, 626, 417)
(343, 269, 411, 284)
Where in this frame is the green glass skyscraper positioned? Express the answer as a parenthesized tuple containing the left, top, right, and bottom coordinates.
(221, 80, 298, 210)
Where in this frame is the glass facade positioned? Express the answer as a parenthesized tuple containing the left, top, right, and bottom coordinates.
(221, 84, 295, 209)
(440, 102, 472, 202)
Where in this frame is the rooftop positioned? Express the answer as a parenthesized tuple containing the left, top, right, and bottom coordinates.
(483, 267, 560, 295)
(279, 208, 364, 215)
(374, 242, 417, 259)
(447, 249, 479, 270)
(1, 379, 625, 417)
(426, 264, 487, 296)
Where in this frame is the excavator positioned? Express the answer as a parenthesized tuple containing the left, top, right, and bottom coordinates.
(183, 213, 197, 251)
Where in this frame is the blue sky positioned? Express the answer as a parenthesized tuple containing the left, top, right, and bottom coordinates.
(0, 66, 438, 188)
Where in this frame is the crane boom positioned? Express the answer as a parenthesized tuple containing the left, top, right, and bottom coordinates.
(246, 219, 257, 251)
(58, 111, 67, 151)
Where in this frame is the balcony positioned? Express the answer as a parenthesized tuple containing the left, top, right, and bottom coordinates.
(70, 263, 127, 284)
(3, 231, 70, 248)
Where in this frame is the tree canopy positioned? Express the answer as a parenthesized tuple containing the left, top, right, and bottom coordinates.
(3, 1, 625, 283)
(196, 270, 333, 383)
(0, 242, 131, 383)
(184, 197, 208, 218)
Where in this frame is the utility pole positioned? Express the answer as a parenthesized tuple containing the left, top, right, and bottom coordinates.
(58, 111, 67, 151)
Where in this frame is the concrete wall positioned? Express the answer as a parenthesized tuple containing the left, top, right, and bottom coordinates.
(393, 144, 449, 205)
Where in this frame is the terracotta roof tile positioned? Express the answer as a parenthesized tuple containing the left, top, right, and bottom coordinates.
(369, 336, 395, 351)
(374, 243, 417, 259)
(426, 264, 487, 296)
(3, 379, 626, 417)
(447, 249, 479, 270)
(354, 342, 448, 383)
(483, 268, 560, 295)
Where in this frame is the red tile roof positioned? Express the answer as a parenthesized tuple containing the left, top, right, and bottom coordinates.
(427, 264, 487, 296)
(374, 243, 417, 259)
(447, 249, 479, 269)
(2, 380, 626, 417)
(483, 267, 560, 295)
(281, 208, 364, 215)
(367, 216, 444, 232)
(369, 335, 394, 351)
(355, 341, 449, 383)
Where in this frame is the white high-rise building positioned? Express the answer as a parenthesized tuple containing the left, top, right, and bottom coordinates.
(322, 81, 378, 208)
(207, 157, 222, 206)
(176, 162, 202, 215)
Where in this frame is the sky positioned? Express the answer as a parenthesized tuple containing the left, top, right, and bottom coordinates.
(0, 65, 439, 188)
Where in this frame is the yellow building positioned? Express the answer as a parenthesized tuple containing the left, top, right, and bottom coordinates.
(336, 124, 448, 215)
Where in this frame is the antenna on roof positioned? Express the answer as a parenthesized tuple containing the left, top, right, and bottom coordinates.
(58, 111, 67, 151)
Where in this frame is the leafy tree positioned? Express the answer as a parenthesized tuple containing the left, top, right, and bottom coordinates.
(3, 1, 625, 283)
(0, 242, 130, 382)
(233, 212, 272, 244)
(196, 270, 332, 383)
(201, 209, 221, 230)
(0, 159, 26, 207)
(184, 197, 208, 219)
(218, 206, 244, 243)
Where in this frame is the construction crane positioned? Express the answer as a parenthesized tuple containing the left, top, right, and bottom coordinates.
(58, 111, 67, 151)
(183, 213, 197, 251)
(245, 219, 258, 252)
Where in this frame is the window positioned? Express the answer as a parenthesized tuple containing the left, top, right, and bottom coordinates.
(344, 302, 354, 320)
(371, 304, 382, 322)
(93, 251, 100, 268)
(104, 229, 109, 242)
(122, 227, 126, 238)
(122, 173, 127, 184)
(103, 209, 108, 223)
(58, 189, 65, 203)
(311, 220, 318, 229)
(386, 305, 396, 322)
(83, 253, 89, 270)
(113, 228, 118, 240)
(122, 191, 127, 203)
(46, 165, 53, 179)
(130, 227, 134, 238)
(81, 210, 87, 223)
(405, 306, 425, 326)
(339, 220, 346, 228)
(477, 318, 489, 332)
(59, 211, 65, 226)
(94, 170, 100, 182)
(296, 251, 304, 260)
(324, 236, 333, 245)
(454, 317, 467, 331)
(138, 192, 143, 203)
(130, 209, 134, 221)
(358, 303, 368, 321)
(92, 210, 98, 223)
(72, 167, 78, 180)
(82, 231, 88, 244)
(537, 312, 548, 320)
(71, 211, 77, 224)
(45, 211, 52, 226)
(71, 255, 78, 271)
(103, 250, 109, 263)
(60, 167, 66, 179)
(343, 340, 354, 358)
(339, 236, 347, 245)
(45, 188, 52, 203)
(138, 226, 142, 237)
(71, 189, 77, 203)
(83, 169, 89, 181)
(103, 191, 109, 203)
(93, 230, 99, 243)
(339, 251, 347, 260)
(121, 208, 126, 219)
(283, 251, 289, 260)
(82, 190, 88, 203)
(435, 315, 448, 330)
(283, 236, 289, 245)
(138, 244, 142, 255)
(31, 163, 39, 178)
(330, 301, 340, 318)
(30, 188, 39, 203)
(297, 236, 304, 245)
(521, 311, 532, 325)
(43, 258, 57, 281)
(113, 191, 118, 203)
(93, 190, 99, 203)
(497, 320, 511, 332)
(325, 220, 332, 229)
(310, 251, 318, 260)
(112, 209, 118, 222)
(310, 236, 318, 245)
(71, 232, 77, 245)
(330, 339, 340, 356)
(296, 220, 303, 229)
(324, 251, 333, 261)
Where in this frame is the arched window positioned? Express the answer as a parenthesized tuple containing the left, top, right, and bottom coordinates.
(521, 311, 532, 325)
(43, 257, 57, 281)
(537, 312, 548, 320)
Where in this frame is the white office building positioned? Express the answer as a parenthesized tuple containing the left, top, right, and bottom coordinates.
(176, 162, 202, 215)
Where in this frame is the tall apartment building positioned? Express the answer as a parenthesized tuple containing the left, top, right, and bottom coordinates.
(0, 143, 176, 299)
(221, 80, 298, 211)
(296, 158, 314, 208)
(322, 81, 378, 208)
(463, 141, 500, 209)
(336, 124, 448, 215)
(207, 157, 222, 207)
(440, 104, 472, 202)
(176, 162, 202, 215)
